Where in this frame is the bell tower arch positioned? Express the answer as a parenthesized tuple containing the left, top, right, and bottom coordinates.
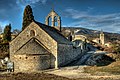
(45, 9, 61, 31)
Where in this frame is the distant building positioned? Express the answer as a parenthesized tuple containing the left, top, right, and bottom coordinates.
(100, 30, 105, 45)
(92, 38, 100, 44)
(66, 31, 87, 42)
(0, 34, 3, 40)
(0, 33, 18, 40)
(105, 42, 112, 48)
(73, 34, 87, 41)
(92, 30, 105, 46)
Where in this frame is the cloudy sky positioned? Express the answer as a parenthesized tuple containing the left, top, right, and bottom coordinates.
(0, 0, 120, 33)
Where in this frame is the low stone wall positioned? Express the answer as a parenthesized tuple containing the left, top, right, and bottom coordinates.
(57, 44, 82, 67)
(13, 54, 50, 72)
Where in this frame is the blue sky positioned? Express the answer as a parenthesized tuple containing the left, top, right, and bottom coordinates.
(0, 0, 120, 33)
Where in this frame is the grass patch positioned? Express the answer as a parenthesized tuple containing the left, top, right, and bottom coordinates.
(84, 61, 120, 75)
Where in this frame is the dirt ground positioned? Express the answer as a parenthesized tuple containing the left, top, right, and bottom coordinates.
(0, 71, 120, 80)
(46, 65, 120, 80)
(0, 72, 72, 80)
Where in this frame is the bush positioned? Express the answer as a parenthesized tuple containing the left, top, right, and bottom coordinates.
(0, 43, 9, 58)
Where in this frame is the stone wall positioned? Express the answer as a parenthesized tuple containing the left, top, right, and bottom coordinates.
(57, 44, 82, 66)
(15, 38, 50, 55)
(13, 54, 50, 72)
(73, 35, 86, 41)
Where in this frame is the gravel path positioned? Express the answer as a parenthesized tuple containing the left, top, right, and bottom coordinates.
(46, 66, 120, 79)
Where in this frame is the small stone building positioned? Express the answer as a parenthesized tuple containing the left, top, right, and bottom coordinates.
(10, 21, 83, 72)
(9, 9, 86, 72)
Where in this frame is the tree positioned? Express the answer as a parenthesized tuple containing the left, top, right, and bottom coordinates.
(3, 24, 11, 42)
(22, 5, 34, 30)
(0, 25, 3, 34)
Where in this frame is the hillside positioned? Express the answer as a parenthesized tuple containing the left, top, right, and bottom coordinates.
(62, 27, 120, 42)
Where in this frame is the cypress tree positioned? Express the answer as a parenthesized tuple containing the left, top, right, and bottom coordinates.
(22, 5, 34, 30)
(3, 24, 11, 42)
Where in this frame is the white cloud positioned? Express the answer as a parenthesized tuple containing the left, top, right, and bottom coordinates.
(65, 8, 89, 19)
(64, 8, 120, 33)
(16, 0, 47, 7)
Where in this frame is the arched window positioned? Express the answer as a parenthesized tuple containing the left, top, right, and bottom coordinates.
(48, 16, 52, 26)
(54, 16, 58, 26)
(30, 30, 35, 36)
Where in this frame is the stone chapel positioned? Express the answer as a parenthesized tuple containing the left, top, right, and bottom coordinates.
(9, 9, 84, 72)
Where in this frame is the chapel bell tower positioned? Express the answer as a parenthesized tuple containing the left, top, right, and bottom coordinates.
(45, 9, 61, 31)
